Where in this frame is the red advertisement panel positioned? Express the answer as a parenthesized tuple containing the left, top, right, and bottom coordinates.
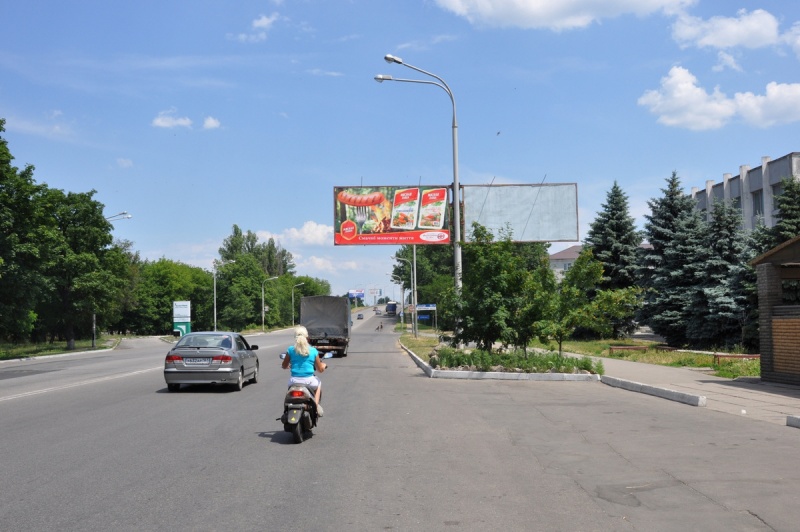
(333, 186, 451, 245)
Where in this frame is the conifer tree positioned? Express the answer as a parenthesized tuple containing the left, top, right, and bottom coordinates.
(685, 201, 748, 347)
(772, 176, 800, 245)
(638, 172, 696, 338)
(585, 181, 642, 290)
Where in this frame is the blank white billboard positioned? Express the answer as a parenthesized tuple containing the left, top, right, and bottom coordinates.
(462, 183, 578, 242)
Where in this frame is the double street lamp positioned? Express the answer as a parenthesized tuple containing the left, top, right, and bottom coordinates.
(292, 282, 305, 326)
(261, 276, 279, 332)
(213, 259, 235, 331)
(376, 54, 463, 294)
(105, 211, 133, 222)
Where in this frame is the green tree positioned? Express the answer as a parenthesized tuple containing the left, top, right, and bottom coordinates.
(647, 210, 706, 346)
(585, 181, 642, 290)
(584, 181, 643, 337)
(38, 189, 123, 349)
(0, 120, 58, 341)
(638, 172, 697, 333)
(772, 176, 800, 245)
(535, 249, 641, 356)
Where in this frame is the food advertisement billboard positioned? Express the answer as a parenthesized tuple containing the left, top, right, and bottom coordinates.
(334, 186, 451, 245)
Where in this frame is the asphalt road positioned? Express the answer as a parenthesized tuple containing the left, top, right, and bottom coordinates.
(2, 313, 800, 531)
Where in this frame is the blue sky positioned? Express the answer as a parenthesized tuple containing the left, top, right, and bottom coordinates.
(3, 1, 800, 298)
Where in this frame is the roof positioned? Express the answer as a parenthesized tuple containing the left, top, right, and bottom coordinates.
(750, 234, 800, 266)
(549, 245, 583, 260)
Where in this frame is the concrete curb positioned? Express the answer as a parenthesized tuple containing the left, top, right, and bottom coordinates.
(401, 343, 599, 382)
(601, 376, 707, 407)
(787, 416, 800, 429)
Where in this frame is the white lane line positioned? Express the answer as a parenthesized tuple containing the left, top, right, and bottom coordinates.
(0, 366, 163, 402)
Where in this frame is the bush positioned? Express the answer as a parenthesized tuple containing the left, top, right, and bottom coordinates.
(433, 347, 604, 375)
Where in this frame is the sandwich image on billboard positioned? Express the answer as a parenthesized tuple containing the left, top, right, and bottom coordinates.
(333, 186, 450, 246)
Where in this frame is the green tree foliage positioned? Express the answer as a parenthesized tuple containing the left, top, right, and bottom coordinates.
(638, 172, 697, 333)
(37, 188, 125, 349)
(585, 181, 642, 290)
(219, 224, 294, 276)
(535, 249, 641, 356)
(684, 202, 750, 348)
(0, 120, 58, 341)
(772, 176, 800, 245)
(584, 181, 643, 337)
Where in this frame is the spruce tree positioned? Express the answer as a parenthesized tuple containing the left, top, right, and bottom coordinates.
(685, 201, 748, 348)
(585, 181, 642, 290)
(584, 181, 642, 336)
(648, 210, 706, 346)
(638, 172, 697, 340)
(772, 176, 800, 245)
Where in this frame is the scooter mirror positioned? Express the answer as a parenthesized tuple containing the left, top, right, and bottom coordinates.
(323, 352, 333, 359)
(279, 353, 286, 360)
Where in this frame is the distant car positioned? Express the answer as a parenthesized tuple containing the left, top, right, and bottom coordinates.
(357, 313, 364, 319)
(164, 331, 259, 392)
(375, 310, 382, 315)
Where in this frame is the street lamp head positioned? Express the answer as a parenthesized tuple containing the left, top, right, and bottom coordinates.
(384, 54, 403, 65)
(374, 74, 393, 83)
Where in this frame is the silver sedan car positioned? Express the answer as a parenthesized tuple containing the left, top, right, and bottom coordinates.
(164, 332, 259, 392)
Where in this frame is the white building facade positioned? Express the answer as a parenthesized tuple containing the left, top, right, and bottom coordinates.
(691, 152, 800, 229)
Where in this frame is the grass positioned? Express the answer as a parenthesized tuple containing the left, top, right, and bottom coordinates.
(0, 335, 122, 361)
(400, 332, 760, 379)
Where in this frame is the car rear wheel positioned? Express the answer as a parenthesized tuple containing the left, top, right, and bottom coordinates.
(233, 369, 244, 391)
(249, 362, 259, 384)
(167, 383, 180, 392)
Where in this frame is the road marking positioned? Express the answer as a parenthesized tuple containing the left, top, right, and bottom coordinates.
(0, 366, 162, 402)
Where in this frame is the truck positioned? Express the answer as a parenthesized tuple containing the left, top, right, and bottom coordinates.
(300, 296, 352, 357)
(385, 301, 397, 316)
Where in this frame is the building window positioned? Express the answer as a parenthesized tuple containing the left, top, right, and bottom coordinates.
(563, 263, 572, 271)
(752, 189, 764, 216)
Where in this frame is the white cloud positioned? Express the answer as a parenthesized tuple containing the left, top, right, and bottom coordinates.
(785, 22, 800, 60)
(712, 51, 742, 72)
(116, 158, 133, 168)
(639, 66, 800, 130)
(259, 221, 333, 247)
(5, 116, 75, 141)
(638, 66, 736, 130)
(227, 12, 280, 43)
(203, 116, 221, 129)
(151, 108, 192, 128)
(306, 68, 343, 77)
(434, 0, 694, 30)
(672, 9, 780, 50)
(735, 82, 800, 128)
(253, 13, 280, 30)
(299, 256, 359, 274)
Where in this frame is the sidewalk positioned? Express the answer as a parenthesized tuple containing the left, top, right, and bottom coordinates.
(584, 353, 800, 428)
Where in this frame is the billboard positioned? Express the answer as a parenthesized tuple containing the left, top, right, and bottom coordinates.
(462, 183, 579, 242)
(348, 289, 365, 299)
(334, 186, 451, 245)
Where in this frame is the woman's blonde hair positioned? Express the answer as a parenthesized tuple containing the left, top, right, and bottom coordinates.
(293, 325, 310, 356)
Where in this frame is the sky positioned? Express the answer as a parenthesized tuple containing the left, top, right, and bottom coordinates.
(2, 0, 800, 299)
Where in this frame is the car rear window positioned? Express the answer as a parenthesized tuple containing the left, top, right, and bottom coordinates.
(176, 335, 232, 348)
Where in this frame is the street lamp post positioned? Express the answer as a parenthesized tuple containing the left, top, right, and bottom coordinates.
(261, 276, 279, 332)
(376, 54, 462, 294)
(95, 211, 132, 347)
(394, 255, 417, 338)
(105, 211, 133, 222)
(213, 259, 235, 331)
(292, 282, 305, 326)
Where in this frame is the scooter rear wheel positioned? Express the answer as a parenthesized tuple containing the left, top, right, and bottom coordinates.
(291, 422, 304, 444)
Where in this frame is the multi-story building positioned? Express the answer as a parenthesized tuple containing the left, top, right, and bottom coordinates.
(691, 152, 800, 229)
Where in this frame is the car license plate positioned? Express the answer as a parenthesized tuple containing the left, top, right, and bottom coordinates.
(317, 340, 329, 344)
(185, 357, 210, 364)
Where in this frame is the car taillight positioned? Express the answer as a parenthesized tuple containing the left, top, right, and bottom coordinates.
(212, 355, 233, 364)
(289, 390, 306, 398)
(165, 355, 182, 363)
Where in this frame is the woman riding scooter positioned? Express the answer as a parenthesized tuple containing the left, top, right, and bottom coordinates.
(281, 325, 327, 416)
